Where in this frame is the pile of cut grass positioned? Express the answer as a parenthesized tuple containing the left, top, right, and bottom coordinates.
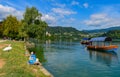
(0, 41, 47, 77)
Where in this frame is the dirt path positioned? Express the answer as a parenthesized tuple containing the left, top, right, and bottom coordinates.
(0, 42, 6, 76)
(0, 43, 7, 69)
(0, 73, 5, 76)
(0, 44, 9, 49)
(0, 59, 5, 69)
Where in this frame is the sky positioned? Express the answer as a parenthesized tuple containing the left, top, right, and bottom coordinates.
(0, 0, 120, 30)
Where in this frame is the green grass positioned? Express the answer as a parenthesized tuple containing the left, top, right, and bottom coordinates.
(0, 41, 47, 77)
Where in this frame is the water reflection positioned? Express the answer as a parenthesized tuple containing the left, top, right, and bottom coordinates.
(87, 50, 118, 66)
(45, 40, 78, 51)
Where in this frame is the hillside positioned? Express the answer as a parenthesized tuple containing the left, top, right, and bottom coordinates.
(46, 26, 86, 34)
(46, 26, 88, 41)
(84, 26, 120, 33)
(102, 30, 120, 39)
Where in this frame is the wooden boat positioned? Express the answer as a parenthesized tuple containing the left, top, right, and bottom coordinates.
(81, 38, 91, 45)
(81, 41, 91, 45)
(87, 45, 118, 52)
(87, 37, 118, 52)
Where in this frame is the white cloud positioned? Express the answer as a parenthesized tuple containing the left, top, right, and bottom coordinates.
(83, 3, 89, 8)
(53, 3, 66, 8)
(0, 4, 23, 20)
(61, 18, 75, 23)
(71, 1, 79, 6)
(41, 14, 56, 25)
(43, 7, 77, 26)
(84, 13, 120, 28)
(61, 18, 76, 26)
(52, 8, 77, 16)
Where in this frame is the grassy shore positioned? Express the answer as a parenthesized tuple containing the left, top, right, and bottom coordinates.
(0, 40, 47, 77)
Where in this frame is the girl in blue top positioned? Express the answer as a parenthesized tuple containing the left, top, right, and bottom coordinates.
(28, 52, 36, 64)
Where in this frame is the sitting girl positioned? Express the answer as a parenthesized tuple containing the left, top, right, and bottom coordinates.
(28, 52, 36, 64)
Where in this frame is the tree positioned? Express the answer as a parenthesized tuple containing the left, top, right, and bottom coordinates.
(23, 6, 48, 40)
(23, 7, 42, 25)
(18, 21, 28, 41)
(2, 15, 21, 39)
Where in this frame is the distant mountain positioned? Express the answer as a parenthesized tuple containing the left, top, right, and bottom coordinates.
(46, 26, 86, 34)
(84, 26, 120, 33)
(46, 26, 88, 41)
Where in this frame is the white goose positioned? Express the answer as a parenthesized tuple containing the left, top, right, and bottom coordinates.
(3, 44, 12, 51)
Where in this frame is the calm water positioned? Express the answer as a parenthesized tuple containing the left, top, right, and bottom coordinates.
(40, 41, 120, 77)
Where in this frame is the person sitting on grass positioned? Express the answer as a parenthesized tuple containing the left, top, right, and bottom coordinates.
(28, 52, 36, 65)
(28, 52, 40, 65)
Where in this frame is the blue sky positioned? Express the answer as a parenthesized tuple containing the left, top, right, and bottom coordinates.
(0, 0, 120, 30)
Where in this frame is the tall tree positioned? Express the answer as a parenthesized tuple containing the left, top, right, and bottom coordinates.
(23, 7, 42, 25)
(2, 15, 21, 39)
(18, 21, 28, 41)
(23, 6, 48, 40)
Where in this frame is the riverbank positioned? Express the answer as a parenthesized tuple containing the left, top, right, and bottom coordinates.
(0, 40, 49, 77)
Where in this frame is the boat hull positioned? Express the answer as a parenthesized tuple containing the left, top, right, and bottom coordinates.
(87, 45, 118, 52)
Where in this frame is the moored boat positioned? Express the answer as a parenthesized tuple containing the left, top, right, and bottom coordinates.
(81, 38, 91, 45)
(87, 45, 118, 52)
(87, 37, 118, 52)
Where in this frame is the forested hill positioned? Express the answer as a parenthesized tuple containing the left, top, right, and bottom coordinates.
(84, 26, 120, 33)
(46, 26, 86, 34)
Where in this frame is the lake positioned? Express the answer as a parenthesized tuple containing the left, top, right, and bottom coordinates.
(39, 41, 120, 77)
